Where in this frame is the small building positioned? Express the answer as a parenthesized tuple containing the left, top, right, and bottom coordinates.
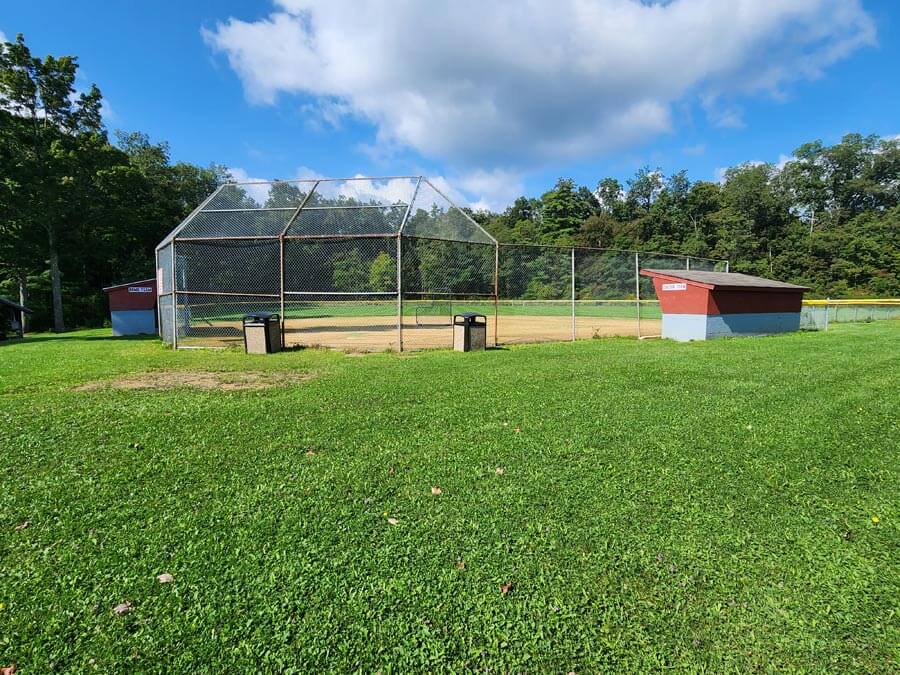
(640, 269, 808, 341)
(103, 279, 158, 336)
(0, 297, 32, 339)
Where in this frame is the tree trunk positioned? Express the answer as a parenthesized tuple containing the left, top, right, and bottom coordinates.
(18, 273, 29, 333)
(48, 226, 65, 332)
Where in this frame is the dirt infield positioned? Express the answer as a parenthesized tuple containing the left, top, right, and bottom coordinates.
(180, 315, 660, 351)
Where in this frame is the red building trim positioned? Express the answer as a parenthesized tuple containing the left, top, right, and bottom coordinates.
(641, 270, 805, 316)
(104, 279, 158, 312)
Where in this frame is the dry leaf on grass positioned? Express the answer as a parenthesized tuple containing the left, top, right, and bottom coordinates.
(495, 467, 505, 475)
(387, 517, 399, 526)
(500, 583, 513, 595)
(514, 426, 521, 433)
(156, 573, 174, 584)
(111, 602, 132, 616)
(14, 521, 29, 531)
(388, 466, 396, 475)
(455, 561, 466, 570)
(431, 486, 442, 495)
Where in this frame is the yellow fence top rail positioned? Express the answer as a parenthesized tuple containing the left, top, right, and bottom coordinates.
(804, 298, 900, 306)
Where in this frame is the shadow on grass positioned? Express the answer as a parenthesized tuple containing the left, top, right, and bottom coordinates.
(2, 333, 160, 346)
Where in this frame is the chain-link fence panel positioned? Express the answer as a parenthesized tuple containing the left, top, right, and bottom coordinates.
(158, 293, 174, 344)
(176, 240, 280, 296)
(156, 244, 173, 294)
(496, 244, 572, 344)
(285, 206, 406, 237)
(283, 293, 399, 351)
(403, 181, 495, 244)
(285, 237, 397, 294)
(307, 177, 417, 207)
(575, 248, 642, 338)
(174, 293, 280, 347)
(205, 181, 316, 210)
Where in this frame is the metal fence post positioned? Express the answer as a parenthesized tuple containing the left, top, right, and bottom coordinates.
(171, 241, 178, 350)
(686, 257, 691, 271)
(397, 234, 403, 352)
(824, 298, 830, 331)
(635, 251, 641, 338)
(279, 236, 286, 348)
(494, 242, 500, 347)
(571, 247, 576, 341)
(725, 260, 730, 273)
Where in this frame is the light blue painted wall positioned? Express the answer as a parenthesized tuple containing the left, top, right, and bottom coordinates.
(661, 314, 708, 341)
(662, 312, 802, 341)
(111, 310, 156, 336)
(705, 312, 801, 338)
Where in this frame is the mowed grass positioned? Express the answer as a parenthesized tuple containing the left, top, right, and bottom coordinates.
(1, 324, 898, 672)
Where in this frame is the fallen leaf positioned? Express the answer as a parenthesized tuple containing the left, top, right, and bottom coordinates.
(500, 583, 512, 595)
(388, 466, 396, 475)
(455, 561, 466, 569)
(387, 517, 399, 526)
(431, 486, 442, 495)
(111, 601, 132, 616)
(305, 449, 316, 457)
(1, 664, 16, 675)
(514, 426, 521, 433)
(495, 467, 505, 475)
(156, 573, 174, 584)
(14, 521, 29, 531)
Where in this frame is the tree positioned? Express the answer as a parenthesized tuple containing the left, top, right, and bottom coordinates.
(369, 251, 395, 292)
(0, 34, 106, 331)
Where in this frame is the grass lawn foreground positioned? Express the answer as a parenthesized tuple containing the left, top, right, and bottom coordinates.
(1, 323, 898, 672)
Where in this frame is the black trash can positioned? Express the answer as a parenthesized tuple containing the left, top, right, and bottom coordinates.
(453, 312, 487, 352)
(243, 312, 282, 354)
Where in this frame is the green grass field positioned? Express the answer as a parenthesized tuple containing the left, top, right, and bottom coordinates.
(1, 324, 898, 672)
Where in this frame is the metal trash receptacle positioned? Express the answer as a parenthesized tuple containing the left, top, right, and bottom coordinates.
(243, 312, 282, 354)
(453, 312, 487, 352)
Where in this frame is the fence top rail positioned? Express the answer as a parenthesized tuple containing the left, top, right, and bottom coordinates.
(804, 298, 900, 305)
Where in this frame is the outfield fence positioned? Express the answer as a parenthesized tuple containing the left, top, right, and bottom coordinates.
(800, 299, 900, 330)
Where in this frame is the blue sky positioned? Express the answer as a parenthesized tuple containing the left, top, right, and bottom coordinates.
(2, 1, 898, 210)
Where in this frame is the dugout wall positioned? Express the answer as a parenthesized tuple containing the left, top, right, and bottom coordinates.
(156, 176, 727, 351)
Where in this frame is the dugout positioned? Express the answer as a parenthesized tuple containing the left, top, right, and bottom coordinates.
(640, 269, 808, 341)
(103, 279, 158, 336)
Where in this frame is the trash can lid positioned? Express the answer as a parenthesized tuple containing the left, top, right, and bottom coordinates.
(244, 312, 279, 322)
(453, 312, 486, 324)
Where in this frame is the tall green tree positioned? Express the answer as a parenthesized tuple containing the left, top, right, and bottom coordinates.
(0, 34, 105, 331)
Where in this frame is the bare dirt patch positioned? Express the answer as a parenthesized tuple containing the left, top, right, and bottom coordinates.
(74, 370, 313, 392)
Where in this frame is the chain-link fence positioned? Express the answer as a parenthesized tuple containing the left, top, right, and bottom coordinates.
(801, 300, 900, 330)
(156, 177, 728, 351)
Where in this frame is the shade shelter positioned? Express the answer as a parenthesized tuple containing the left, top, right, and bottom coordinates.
(0, 297, 32, 339)
(103, 279, 157, 336)
(639, 269, 808, 341)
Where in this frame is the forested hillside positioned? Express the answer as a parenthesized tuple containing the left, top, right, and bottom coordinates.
(1, 34, 897, 332)
(472, 134, 899, 298)
(0, 35, 226, 331)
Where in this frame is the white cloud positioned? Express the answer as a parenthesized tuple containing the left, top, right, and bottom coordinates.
(204, 0, 875, 170)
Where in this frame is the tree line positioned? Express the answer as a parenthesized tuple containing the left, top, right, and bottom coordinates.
(471, 134, 899, 298)
(2, 34, 897, 332)
(0, 34, 225, 331)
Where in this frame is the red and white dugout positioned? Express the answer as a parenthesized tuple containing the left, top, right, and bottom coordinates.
(103, 279, 157, 336)
(639, 269, 808, 341)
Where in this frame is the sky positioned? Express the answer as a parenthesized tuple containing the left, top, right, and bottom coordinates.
(2, 0, 899, 211)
